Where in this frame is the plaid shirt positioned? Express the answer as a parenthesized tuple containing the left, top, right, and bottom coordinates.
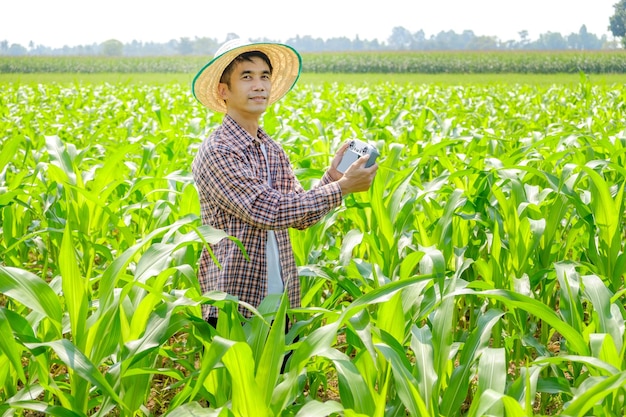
(192, 115, 343, 320)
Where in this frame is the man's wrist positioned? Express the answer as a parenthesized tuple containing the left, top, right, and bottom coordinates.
(328, 167, 342, 182)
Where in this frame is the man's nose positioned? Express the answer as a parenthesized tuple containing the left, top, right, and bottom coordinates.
(252, 79, 266, 90)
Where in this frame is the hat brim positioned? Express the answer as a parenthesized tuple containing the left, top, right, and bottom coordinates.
(192, 42, 302, 113)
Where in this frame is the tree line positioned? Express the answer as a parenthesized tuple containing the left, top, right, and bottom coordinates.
(0, 25, 619, 57)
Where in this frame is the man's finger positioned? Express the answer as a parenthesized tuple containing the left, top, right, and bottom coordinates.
(357, 154, 371, 166)
(338, 141, 351, 154)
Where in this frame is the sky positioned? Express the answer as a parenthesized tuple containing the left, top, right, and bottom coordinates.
(0, 0, 618, 49)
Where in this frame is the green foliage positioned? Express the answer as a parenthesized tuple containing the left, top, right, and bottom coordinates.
(1, 76, 625, 416)
(101, 39, 124, 57)
(609, 0, 626, 45)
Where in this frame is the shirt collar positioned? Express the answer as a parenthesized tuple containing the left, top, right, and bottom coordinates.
(222, 114, 271, 150)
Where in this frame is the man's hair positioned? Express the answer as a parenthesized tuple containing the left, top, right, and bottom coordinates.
(219, 51, 273, 87)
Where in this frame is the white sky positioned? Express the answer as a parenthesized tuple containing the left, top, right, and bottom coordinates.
(0, 0, 618, 49)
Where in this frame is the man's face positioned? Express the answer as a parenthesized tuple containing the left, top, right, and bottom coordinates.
(218, 56, 272, 117)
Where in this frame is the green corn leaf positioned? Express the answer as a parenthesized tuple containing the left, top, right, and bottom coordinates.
(347, 309, 377, 363)
(376, 291, 405, 343)
(294, 400, 343, 417)
(123, 302, 188, 368)
(506, 365, 542, 407)
(24, 339, 127, 410)
(533, 355, 619, 377)
(134, 242, 176, 284)
(221, 341, 271, 417)
(0, 266, 63, 334)
(170, 336, 235, 409)
(320, 348, 376, 415)
(433, 188, 467, 260)
(501, 396, 528, 417)
(430, 281, 455, 401)
(399, 251, 424, 281)
(589, 333, 622, 371)
(59, 222, 88, 350)
(97, 217, 231, 312)
(355, 349, 386, 415)
(165, 401, 225, 416)
(560, 370, 626, 417)
(340, 273, 436, 325)
(376, 335, 431, 417)
(340, 229, 363, 266)
(477, 348, 506, 416)
(45, 135, 77, 185)
(581, 165, 623, 289)
(269, 365, 303, 414)
(0, 135, 23, 174)
(288, 319, 340, 374)
(463, 288, 589, 356)
(0, 308, 27, 383)
(441, 308, 505, 417)
(84, 290, 123, 366)
(581, 165, 620, 248)
(583, 274, 624, 354)
(478, 347, 506, 395)
(467, 389, 501, 417)
(254, 293, 287, 403)
(467, 389, 526, 417)
(369, 162, 394, 255)
(410, 325, 437, 411)
(555, 262, 584, 334)
(1, 400, 86, 417)
(1, 384, 45, 411)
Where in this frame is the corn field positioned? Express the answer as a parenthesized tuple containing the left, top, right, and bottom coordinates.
(0, 74, 625, 416)
(2, 50, 626, 74)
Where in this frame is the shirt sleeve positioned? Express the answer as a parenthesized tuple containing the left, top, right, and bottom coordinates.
(194, 141, 343, 231)
(318, 170, 340, 188)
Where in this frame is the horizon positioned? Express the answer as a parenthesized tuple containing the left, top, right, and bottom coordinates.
(0, 24, 615, 51)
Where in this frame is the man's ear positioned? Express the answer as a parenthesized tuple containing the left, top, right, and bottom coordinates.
(217, 82, 229, 101)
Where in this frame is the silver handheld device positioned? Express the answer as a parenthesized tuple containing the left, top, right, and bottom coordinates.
(336, 139, 379, 173)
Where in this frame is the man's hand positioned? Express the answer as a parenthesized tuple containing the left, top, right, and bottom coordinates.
(336, 153, 378, 195)
(328, 141, 351, 181)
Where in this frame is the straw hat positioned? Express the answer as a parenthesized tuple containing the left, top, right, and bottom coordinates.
(192, 38, 302, 113)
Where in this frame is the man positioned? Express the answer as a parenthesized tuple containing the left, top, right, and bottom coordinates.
(191, 38, 377, 326)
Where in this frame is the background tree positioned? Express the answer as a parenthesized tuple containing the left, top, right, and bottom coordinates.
(412, 29, 427, 49)
(609, 0, 626, 47)
(177, 37, 194, 55)
(518, 30, 530, 48)
(101, 39, 123, 56)
(388, 26, 414, 50)
(578, 25, 604, 49)
(326, 36, 353, 51)
(192, 37, 219, 55)
(0, 25, 617, 56)
(286, 35, 325, 53)
(536, 32, 567, 49)
(469, 35, 499, 50)
(8, 43, 27, 55)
